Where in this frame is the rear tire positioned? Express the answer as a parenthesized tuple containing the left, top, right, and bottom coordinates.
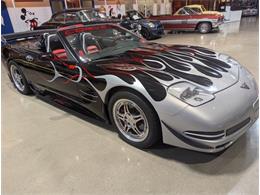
(198, 22, 212, 34)
(108, 91, 161, 149)
(9, 61, 32, 95)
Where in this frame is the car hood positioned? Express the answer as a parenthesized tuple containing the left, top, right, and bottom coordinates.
(87, 43, 239, 94)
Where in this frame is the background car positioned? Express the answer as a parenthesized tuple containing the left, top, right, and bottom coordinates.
(185, 4, 224, 17)
(150, 6, 224, 33)
(2, 24, 258, 153)
(35, 8, 156, 40)
(35, 8, 120, 30)
(242, 6, 258, 16)
(120, 10, 164, 40)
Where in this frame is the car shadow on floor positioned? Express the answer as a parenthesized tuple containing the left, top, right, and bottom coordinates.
(37, 93, 258, 174)
(144, 142, 223, 164)
(146, 125, 258, 175)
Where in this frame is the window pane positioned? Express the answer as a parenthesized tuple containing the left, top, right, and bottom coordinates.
(66, 0, 81, 8)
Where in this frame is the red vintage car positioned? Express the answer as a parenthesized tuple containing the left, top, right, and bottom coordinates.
(150, 6, 224, 33)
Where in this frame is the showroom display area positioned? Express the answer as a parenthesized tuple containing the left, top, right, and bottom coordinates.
(1, 0, 259, 194)
(2, 17, 259, 194)
(3, 0, 250, 33)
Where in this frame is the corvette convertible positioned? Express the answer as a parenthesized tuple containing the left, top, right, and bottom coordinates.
(2, 24, 258, 153)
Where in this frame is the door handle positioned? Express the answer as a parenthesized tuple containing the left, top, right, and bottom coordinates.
(25, 55, 34, 62)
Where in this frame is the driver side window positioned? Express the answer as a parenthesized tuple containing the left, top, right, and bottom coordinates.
(191, 8, 202, 13)
(178, 9, 187, 15)
(47, 34, 74, 63)
(52, 13, 66, 23)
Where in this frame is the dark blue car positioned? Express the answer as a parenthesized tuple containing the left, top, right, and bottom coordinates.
(120, 10, 164, 40)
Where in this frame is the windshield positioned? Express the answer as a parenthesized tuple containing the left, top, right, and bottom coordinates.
(79, 10, 107, 22)
(183, 7, 198, 15)
(201, 5, 206, 11)
(128, 11, 144, 20)
(190, 7, 202, 13)
(62, 25, 141, 62)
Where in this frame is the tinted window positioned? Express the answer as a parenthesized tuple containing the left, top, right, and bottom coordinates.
(201, 6, 206, 11)
(52, 13, 66, 23)
(183, 7, 197, 15)
(127, 11, 144, 20)
(64, 12, 81, 23)
(190, 8, 202, 13)
(52, 12, 81, 23)
(178, 9, 187, 15)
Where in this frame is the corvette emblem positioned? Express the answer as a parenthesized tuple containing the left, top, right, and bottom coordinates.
(240, 82, 250, 89)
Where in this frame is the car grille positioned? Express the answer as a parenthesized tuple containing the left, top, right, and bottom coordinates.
(216, 141, 232, 149)
(226, 118, 251, 136)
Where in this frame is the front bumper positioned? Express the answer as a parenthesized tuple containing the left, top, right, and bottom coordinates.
(212, 21, 224, 29)
(160, 67, 258, 153)
(150, 26, 164, 36)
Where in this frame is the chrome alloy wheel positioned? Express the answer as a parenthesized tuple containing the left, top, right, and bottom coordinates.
(199, 23, 210, 33)
(112, 99, 149, 142)
(10, 65, 25, 92)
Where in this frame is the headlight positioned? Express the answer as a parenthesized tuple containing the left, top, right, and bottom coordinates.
(168, 82, 215, 106)
(218, 53, 240, 66)
(147, 22, 155, 28)
(137, 24, 142, 31)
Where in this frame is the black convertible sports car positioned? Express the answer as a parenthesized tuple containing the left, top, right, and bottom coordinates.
(2, 24, 258, 153)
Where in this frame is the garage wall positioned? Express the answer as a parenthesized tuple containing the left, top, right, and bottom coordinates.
(8, 7, 52, 32)
(2, 0, 52, 33)
(6, 0, 50, 7)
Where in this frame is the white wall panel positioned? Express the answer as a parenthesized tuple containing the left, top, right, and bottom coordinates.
(8, 7, 52, 32)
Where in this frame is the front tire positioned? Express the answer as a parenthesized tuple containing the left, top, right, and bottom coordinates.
(141, 28, 152, 40)
(9, 61, 32, 95)
(108, 91, 161, 148)
(198, 22, 212, 34)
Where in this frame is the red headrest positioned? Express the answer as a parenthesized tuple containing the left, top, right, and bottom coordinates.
(52, 49, 67, 60)
(52, 49, 66, 55)
(87, 45, 99, 54)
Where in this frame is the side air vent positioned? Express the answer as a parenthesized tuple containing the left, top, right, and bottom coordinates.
(184, 130, 225, 141)
(226, 118, 250, 136)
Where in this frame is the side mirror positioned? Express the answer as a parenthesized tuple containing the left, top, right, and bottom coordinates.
(40, 52, 53, 60)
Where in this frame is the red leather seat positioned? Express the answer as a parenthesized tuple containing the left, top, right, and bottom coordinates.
(52, 49, 67, 60)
